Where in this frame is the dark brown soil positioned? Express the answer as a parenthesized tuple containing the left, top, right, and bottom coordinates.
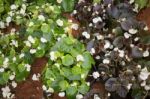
(14, 57, 48, 99)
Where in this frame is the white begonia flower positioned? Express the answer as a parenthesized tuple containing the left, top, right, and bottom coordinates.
(30, 49, 36, 54)
(22, 4, 26, 10)
(94, 94, 101, 99)
(9, 74, 15, 80)
(133, 4, 139, 12)
(96, 35, 104, 40)
(143, 50, 149, 57)
(134, 37, 139, 41)
(20, 8, 25, 15)
(128, 28, 138, 34)
(10, 4, 17, 10)
(141, 81, 146, 87)
(57, 0, 62, 3)
(95, 55, 100, 59)
(28, 35, 35, 44)
(42, 85, 47, 91)
(1, 86, 11, 98)
(38, 15, 45, 21)
(76, 94, 83, 99)
(19, 53, 25, 58)
(144, 26, 149, 31)
(58, 92, 65, 97)
(24, 40, 31, 47)
(145, 85, 150, 91)
(104, 40, 111, 49)
(129, 0, 134, 4)
(73, 10, 77, 14)
(0, 21, 5, 29)
(3, 58, 9, 68)
(103, 58, 110, 64)
(32, 74, 39, 81)
(90, 48, 95, 54)
(82, 31, 90, 39)
(50, 51, 57, 61)
(25, 64, 31, 71)
(92, 71, 100, 79)
(139, 67, 150, 81)
(76, 55, 84, 61)
(40, 37, 47, 43)
(127, 83, 132, 90)
(71, 23, 79, 30)
(11, 40, 18, 47)
(81, 74, 85, 79)
(0, 68, 4, 72)
(56, 19, 64, 26)
(47, 87, 54, 93)
(6, 16, 12, 23)
(118, 50, 125, 57)
(29, 22, 34, 27)
(92, 17, 102, 24)
(124, 32, 131, 39)
(11, 81, 17, 88)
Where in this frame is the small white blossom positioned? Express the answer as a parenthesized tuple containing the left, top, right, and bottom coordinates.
(11, 40, 18, 47)
(28, 35, 35, 44)
(95, 55, 100, 59)
(32, 74, 39, 81)
(30, 49, 36, 54)
(10, 4, 17, 10)
(127, 83, 132, 90)
(124, 32, 131, 39)
(129, 0, 134, 4)
(9, 75, 15, 80)
(134, 37, 139, 41)
(104, 40, 111, 49)
(47, 87, 54, 93)
(3, 58, 9, 68)
(103, 59, 110, 64)
(1, 86, 11, 98)
(20, 8, 25, 15)
(143, 50, 149, 57)
(11, 81, 17, 88)
(38, 15, 45, 21)
(42, 85, 47, 91)
(25, 64, 31, 71)
(118, 50, 125, 57)
(92, 71, 100, 79)
(57, 0, 62, 3)
(81, 74, 85, 79)
(0, 68, 4, 72)
(22, 4, 26, 10)
(0, 21, 5, 29)
(90, 48, 95, 54)
(29, 22, 34, 27)
(144, 26, 149, 31)
(145, 85, 150, 91)
(82, 31, 90, 39)
(76, 94, 83, 99)
(139, 67, 150, 80)
(58, 92, 65, 97)
(50, 51, 57, 61)
(19, 53, 25, 58)
(6, 16, 12, 23)
(76, 55, 84, 61)
(96, 35, 104, 40)
(73, 10, 77, 14)
(40, 37, 47, 43)
(56, 19, 63, 26)
(141, 81, 146, 87)
(71, 23, 79, 30)
(92, 17, 102, 24)
(24, 40, 31, 47)
(128, 28, 138, 34)
(94, 94, 100, 99)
